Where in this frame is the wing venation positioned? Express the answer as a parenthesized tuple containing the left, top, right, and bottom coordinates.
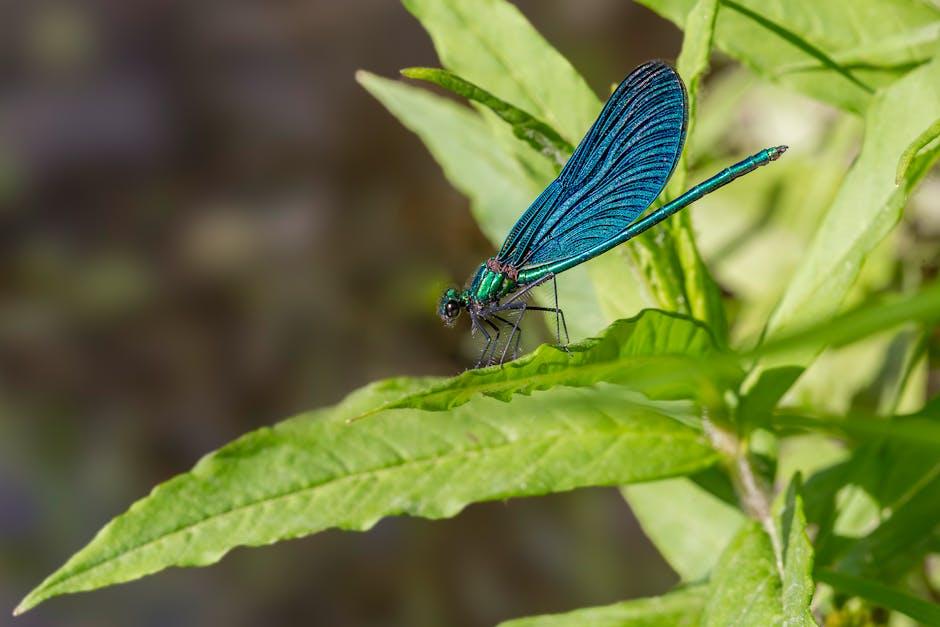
(495, 61, 687, 270)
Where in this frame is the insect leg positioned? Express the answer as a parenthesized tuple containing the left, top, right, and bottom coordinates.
(482, 318, 502, 366)
(553, 275, 568, 346)
(491, 301, 529, 362)
(492, 312, 524, 364)
(471, 315, 493, 369)
(500, 273, 568, 349)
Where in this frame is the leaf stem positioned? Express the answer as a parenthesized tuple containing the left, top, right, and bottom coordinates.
(703, 416, 784, 578)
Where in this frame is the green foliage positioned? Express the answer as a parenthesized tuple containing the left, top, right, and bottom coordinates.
(817, 570, 940, 626)
(401, 67, 573, 167)
(622, 477, 744, 581)
(764, 51, 940, 350)
(14, 384, 718, 615)
(636, 0, 940, 114)
(498, 585, 708, 626)
(695, 476, 814, 625)
(17, 0, 940, 624)
(703, 521, 787, 624)
(375, 309, 736, 413)
(400, 0, 601, 144)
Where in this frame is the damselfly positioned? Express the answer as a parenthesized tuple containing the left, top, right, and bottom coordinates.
(438, 61, 786, 367)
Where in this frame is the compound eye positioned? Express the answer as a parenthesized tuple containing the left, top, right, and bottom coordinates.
(445, 300, 460, 317)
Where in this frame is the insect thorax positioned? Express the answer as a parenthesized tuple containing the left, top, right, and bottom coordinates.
(468, 261, 517, 306)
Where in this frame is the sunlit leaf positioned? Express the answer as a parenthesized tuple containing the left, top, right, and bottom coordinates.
(770, 412, 940, 451)
(701, 476, 815, 625)
(15, 384, 718, 615)
(632, 0, 728, 345)
(763, 52, 940, 360)
(401, 0, 601, 144)
(637, 0, 940, 113)
(375, 308, 737, 414)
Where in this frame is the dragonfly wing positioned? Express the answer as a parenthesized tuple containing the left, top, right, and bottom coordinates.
(495, 61, 687, 270)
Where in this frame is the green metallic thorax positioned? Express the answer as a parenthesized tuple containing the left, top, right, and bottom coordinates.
(464, 264, 518, 306)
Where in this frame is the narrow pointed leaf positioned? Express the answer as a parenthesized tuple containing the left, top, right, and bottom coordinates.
(401, 67, 573, 167)
(633, 0, 727, 347)
(779, 477, 816, 626)
(497, 585, 708, 627)
(756, 279, 940, 364)
(16, 384, 718, 614)
(674, 0, 719, 117)
(770, 412, 940, 451)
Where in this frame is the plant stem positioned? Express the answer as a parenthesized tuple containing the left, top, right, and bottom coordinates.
(703, 416, 784, 578)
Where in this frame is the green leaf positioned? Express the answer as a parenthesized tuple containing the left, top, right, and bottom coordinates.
(817, 569, 940, 626)
(356, 70, 605, 339)
(801, 411, 940, 585)
(622, 477, 744, 582)
(15, 384, 718, 615)
(702, 476, 816, 626)
(770, 412, 940, 451)
(401, 67, 573, 167)
(763, 51, 940, 362)
(587, 245, 656, 322)
(637, 0, 940, 114)
(374, 309, 738, 415)
(778, 477, 816, 626)
(755, 280, 940, 364)
(693, 100, 861, 349)
(356, 71, 535, 256)
(703, 521, 786, 625)
(625, 231, 691, 315)
(400, 0, 601, 144)
(670, 215, 729, 346)
(806, 433, 940, 578)
(896, 115, 940, 183)
(741, 281, 940, 425)
(675, 0, 719, 122)
(497, 585, 708, 627)
(834, 466, 940, 584)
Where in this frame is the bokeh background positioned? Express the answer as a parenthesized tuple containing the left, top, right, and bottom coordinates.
(1, 2, 689, 625)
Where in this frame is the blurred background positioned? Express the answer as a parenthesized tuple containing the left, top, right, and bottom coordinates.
(0, 1, 688, 625)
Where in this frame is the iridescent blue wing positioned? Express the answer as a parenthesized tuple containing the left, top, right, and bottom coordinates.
(495, 61, 687, 270)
